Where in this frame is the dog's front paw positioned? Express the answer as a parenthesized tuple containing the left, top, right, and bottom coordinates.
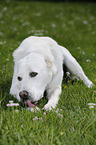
(27, 107, 40, 112)
(86, 81, 94, 88)
(43, 103, 56, 111)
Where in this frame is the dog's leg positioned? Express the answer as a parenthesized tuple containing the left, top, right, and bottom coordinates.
(60, 46, 93, 88)
(43, 86, 61, 110)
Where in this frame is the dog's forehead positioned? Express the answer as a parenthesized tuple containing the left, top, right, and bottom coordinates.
(17, 53, 46, 73)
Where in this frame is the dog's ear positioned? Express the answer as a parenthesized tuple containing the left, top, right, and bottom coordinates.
(36, 47, 57, 74)
(45, 57, 57, 74)
(13, 48, 26, 63)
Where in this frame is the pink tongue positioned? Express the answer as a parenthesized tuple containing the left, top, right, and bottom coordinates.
(26, 100, 37, 107)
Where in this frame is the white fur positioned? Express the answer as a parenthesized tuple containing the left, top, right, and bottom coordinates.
(10, 36, 93, 110)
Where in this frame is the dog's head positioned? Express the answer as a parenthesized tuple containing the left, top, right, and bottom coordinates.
(10, 52, 56, 104)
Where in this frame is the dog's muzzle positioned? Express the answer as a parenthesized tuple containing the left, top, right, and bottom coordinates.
(19, 90, 37, 107)
(19, 91, 28, 100)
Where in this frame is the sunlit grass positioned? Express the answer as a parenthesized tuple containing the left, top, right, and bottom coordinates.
(0, 1, 96, 145)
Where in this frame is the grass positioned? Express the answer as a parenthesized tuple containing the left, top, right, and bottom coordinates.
(0, 0, 96, 144)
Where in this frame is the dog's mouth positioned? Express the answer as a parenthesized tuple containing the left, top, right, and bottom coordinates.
(19, 91, 44, 108)
(19, 91, 38, 107)
(21, 99, 38, 107)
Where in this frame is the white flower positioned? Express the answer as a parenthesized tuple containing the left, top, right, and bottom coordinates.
(0, 32, 3, 36)
(0, 42, 3, 45)
(44, 112, 46, 115)
(4, 41, 6, 44)
(92, 32, 95, 35)
(35, 13, 41, 16)
(7, 104, 10, 106)
(89, 106, 94, 109)
(15, 110, 19, 112)
(33, 116, 38, 121)
(83, 21, 88, 24)
(13, 103, 19, 106)
(27, 106, 40, 112)
(7, 103, 19, 107)
(86, 59, 91, 62)
(72, 127, 75, 131)
(57, 108, 59, 111)
(21, 125, 23, 128)
(3, 7, 7, 11)
(52, 24, 56, 28)
(35, 116, 38, 119)
(6, 59, 9, 61)
(22, 22, 30, 27)
(66, 72, 70, 77)
(14, 27, 17, 31)
(88, 103, 96, 109)
(82, 52, 85, 55)
(66, 72, 70, 75)
(9, 100, 14, 103)
(33, 116, 43, 121)
(88, 103, 96, 106)
(38, 117, 43, 120)
(55, 110, 58, 113)
(77, 47, 80, 49)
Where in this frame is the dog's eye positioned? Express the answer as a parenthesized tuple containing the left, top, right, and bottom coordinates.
(17, 76, 22, 81)
(29, 72, 38, 78)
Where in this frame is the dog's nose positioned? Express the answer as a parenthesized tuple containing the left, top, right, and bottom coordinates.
(19, 91, 28, 100)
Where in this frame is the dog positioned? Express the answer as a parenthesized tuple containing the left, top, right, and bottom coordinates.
(10, 36, 93, 110)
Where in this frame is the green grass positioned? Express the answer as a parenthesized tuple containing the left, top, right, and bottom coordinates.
(0, 1, 96, 144)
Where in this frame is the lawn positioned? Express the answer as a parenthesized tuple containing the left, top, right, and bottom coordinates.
(0, 0, 96, 144)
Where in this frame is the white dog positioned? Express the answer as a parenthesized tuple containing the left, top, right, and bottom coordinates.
(10, 36, 93, 110)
